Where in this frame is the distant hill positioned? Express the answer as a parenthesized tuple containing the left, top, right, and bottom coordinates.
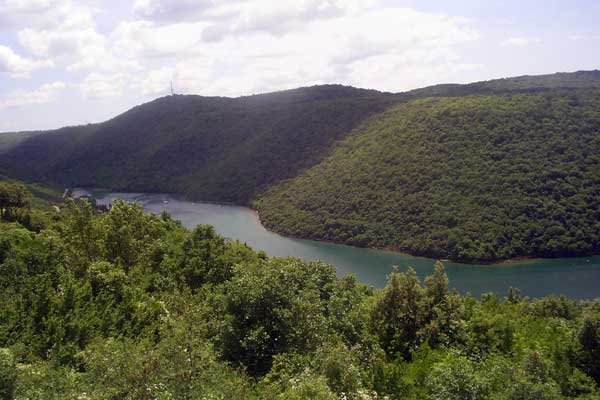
(0, 85, 399, 203)
(2, 70, 600, 261)
(405, 69, 600, 98)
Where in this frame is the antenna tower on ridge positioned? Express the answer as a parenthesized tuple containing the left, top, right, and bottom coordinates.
(170, 80, 174, 96)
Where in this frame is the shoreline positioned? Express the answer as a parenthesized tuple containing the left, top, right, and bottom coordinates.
(248, 207, 576, 267)
(75, 187, 598, 267)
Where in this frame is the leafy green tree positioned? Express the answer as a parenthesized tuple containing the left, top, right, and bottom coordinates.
(176, 225, 233, 289)
(371, 267, 426, 360)
(313, 341, 363, 396)
(426, 352, 489, 400)
(579, 310, 600, 384)
(276, 370, 339, 400)
(218, 258, 335, 375)
(507, 287, 522, 304)
(425, 292, 467, 348)
(0, 183, 30, 222)
(13, 361, 83, 400)
(0, 348, 16, 400)
(425, 261, 449, 305)
(82, 337, 158, 399)
(63, 198, 103, 272)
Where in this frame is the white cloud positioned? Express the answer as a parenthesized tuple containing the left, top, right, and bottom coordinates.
(200, 0, 351, 41)
(569, 34, 600, 41)
(0, 81, 66, 109)
(2, 0, 484, 128)
(0, 0, 94, 30)
(0, 44, 53, 78)
(131, 0, 378, 41)
(112, 20, 208, 59)
(131, 67, 174, 95)
(79, 72, 126, 99)
(0, 120, 19, 131)
(18, 26, 104, 58)
(0, 0, 57, 29)
(133, 0, 240, 23)
(117, 4, 479, 96)
(14, 0, 136, 73)
(501, 36, 542, 47)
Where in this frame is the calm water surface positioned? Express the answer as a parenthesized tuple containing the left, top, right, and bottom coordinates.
(76, 190, 600, 299)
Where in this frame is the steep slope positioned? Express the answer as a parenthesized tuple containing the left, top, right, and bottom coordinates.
(258, 90, 600, 262)
(0, 85, 399, 203)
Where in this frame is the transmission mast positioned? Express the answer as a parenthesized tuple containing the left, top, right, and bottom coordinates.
(170, 80, 174, 96)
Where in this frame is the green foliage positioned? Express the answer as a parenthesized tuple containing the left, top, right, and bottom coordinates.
(0, 348, 17, 400)
(426, 352, 489, 400)
(0, 188, 599, 398)
(371, 267, 426, 359)
(406, 70, 600, 98)
(175, 224, 235, 288)
(0, 182, 30, 223)
(13, 361, 83, 400)
(218, 258, 336, 375)
(276, 370, 339, 400)
(579, 306, 600, 384)
(259, 90, 600, 262)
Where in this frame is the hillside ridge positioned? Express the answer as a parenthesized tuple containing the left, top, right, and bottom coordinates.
(2, 70, 600, 261)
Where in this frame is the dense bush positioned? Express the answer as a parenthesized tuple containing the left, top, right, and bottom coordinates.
(0, 186, 599, 398)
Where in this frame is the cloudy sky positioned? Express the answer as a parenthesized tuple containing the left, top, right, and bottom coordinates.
(1, 0, 599, 132)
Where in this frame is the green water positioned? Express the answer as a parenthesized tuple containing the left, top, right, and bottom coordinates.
(80, 190, 600, 299)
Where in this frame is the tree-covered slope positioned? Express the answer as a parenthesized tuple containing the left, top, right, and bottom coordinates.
(3, 70, 600, 205)
(0, 85, 398, 203)
(258, 90, 600, 262)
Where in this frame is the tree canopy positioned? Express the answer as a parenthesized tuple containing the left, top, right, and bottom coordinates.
(0, 185, 599, 398)
(258, 90, 600, 262)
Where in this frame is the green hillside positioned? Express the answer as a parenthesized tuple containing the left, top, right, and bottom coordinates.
(0, 85, 398, 203)
(258, 90, 600, 262)
(3, 71, 600, 262)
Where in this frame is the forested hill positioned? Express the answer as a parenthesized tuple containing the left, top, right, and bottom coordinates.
(2, 70, 600, 204)
(2, 70, 600, 262)
(258, 90, 600, 262)
(0, 85, 399, 203)
(405, 70, 600, 98)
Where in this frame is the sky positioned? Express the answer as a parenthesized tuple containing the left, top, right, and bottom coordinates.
(1, 0, 599, 132)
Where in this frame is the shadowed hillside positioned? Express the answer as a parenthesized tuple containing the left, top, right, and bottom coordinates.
(0, 85, 399, 203)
